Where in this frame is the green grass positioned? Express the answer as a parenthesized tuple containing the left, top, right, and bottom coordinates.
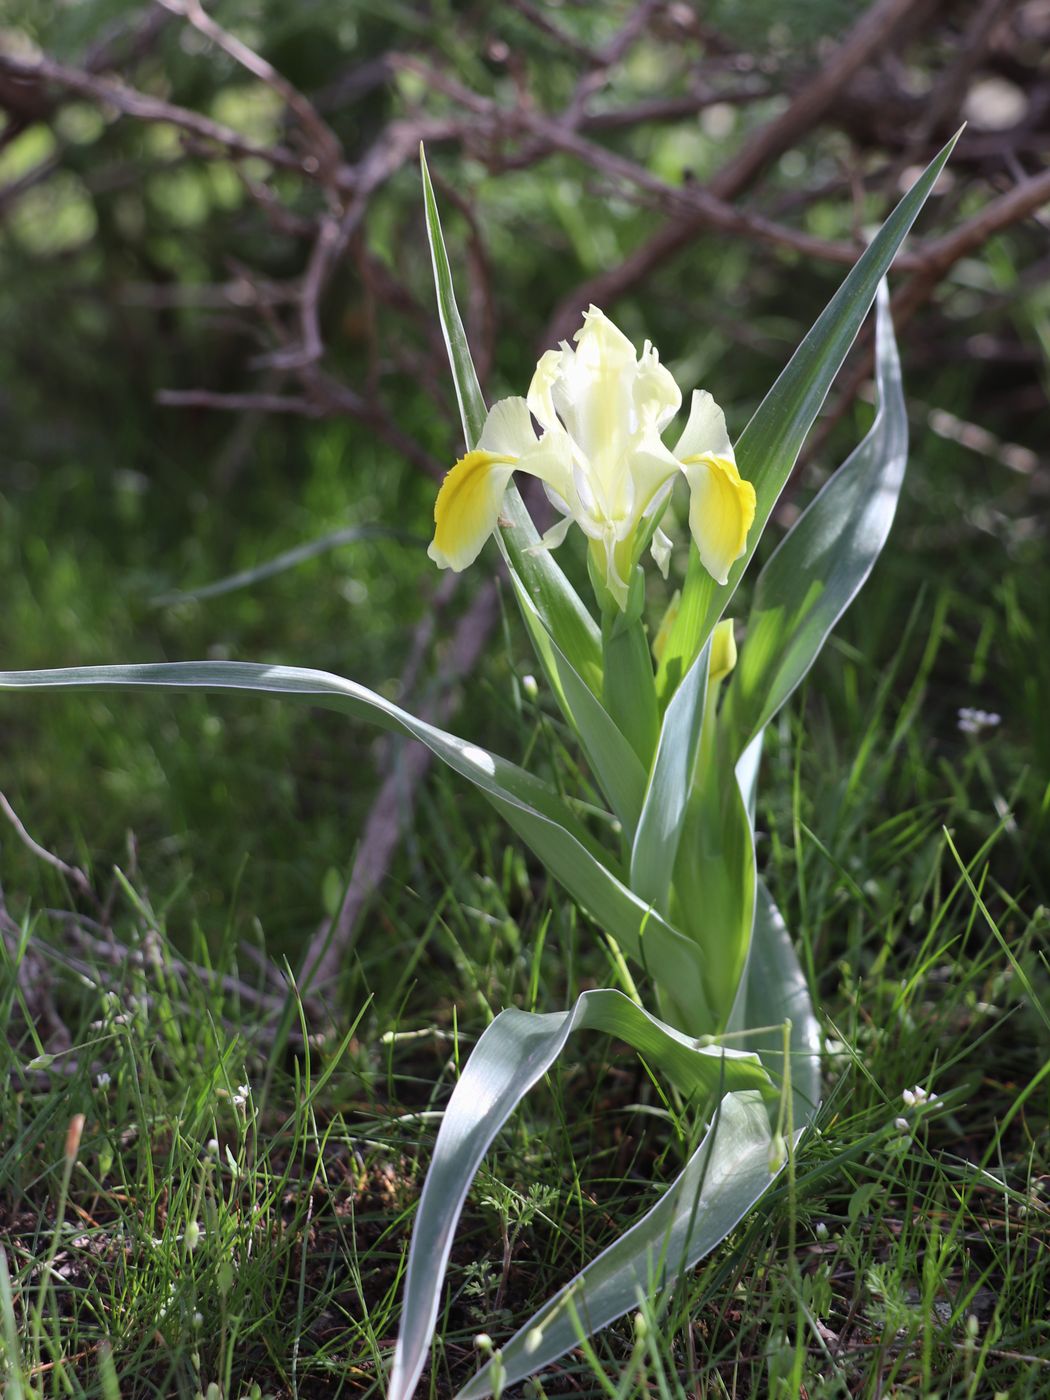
(1, 534, 1047, 1396)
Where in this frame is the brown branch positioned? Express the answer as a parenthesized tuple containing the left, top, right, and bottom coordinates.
(392, 56, 893, 296)
(537, 0, 935, 345)
(0, 790, 98, 910)
(156, 0, 344, 181)
(300, 575, 500, 998)
(708, 0, 924, 202)
(0, 50, 311, 175)
(800, 166, 1050, 464)
(909, 0, 1018, 149)
(155, 388, 327, 415)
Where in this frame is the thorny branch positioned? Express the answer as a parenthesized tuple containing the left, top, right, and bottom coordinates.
(1, 0, 1046, 995)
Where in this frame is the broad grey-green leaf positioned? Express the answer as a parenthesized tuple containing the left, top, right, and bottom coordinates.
(387, 990, 772, 1400)
(508, 570, 647, 837)
(459, 1090, 781, 1399)
(0, 662, 711, 1030)
(630, 638, 711, 912)
(728, 881, 822, 1127)
(690, 132, 958, 644)
(725, 282, 907, 750)
(672, 738, 756, 1026)
(736, 729, 764, 831)
(421, 148, 602, 690)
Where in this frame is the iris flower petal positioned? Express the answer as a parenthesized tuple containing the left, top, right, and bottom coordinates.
(428, 311, 755, 603)
(675, 389, 733, 461)
(429, 397, 574, 572)
(682, 452, 756, 586)
(429, 450, 517, 572)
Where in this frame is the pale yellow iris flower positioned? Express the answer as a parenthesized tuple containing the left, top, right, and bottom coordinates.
(428, 306, 756, 608)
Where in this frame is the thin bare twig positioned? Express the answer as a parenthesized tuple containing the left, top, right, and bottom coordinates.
(0, 791, 98, 910)
(0, 50, 310, 175)
(300, 575, 500, 999)
(155, 388, 327, 416)
(538, 0, 934, 344)
(156, 0, 344, 180)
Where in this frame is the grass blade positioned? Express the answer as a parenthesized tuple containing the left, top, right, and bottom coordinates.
(388, 990, 772, 1400)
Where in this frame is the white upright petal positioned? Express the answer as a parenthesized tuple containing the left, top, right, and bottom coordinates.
(478, 396, 537, 457)
(675, 389, 734, 462)
(527, 350, 565, 434)
(635, 341, 681, 433)
(565, 307, 637, 467)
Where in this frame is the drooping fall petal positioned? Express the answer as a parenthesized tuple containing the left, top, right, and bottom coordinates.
(677, 390, 755, 585)
(428, 450, 518, 571)
(683, 453, 756, 586)
(429, 396, 574, 572)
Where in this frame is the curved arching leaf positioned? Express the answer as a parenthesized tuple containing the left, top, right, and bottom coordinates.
(725, 282, 908, 751)
(460, 1090, 782, 1399)
(387, 990, 772, 1400)
(727, 880, 822, 1127)
(0, 661, 712, 1031)
(682, 132, 958, 650)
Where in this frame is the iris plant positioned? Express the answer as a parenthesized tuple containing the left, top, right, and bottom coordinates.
(0, 133, 959, 1398)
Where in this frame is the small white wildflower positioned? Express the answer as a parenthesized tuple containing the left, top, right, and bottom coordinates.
(521, 674, 538, 700)
(96, 1072, 111, 1090)
(231, 1083, 250, 1110)
(895, 1116, 910, 1132)
(815, 1221, 829, 1241)
(193, 1311, 204, 1328)
(958, 707, 1001, 735)
(474, 1333, 493, 1354)
(205, 1138, 220, 1157)
(185, 1219, 202, 1251)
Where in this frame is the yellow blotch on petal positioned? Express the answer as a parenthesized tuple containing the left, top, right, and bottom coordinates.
(428, 449, 515, 572)
(684, 453, 757, 587)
